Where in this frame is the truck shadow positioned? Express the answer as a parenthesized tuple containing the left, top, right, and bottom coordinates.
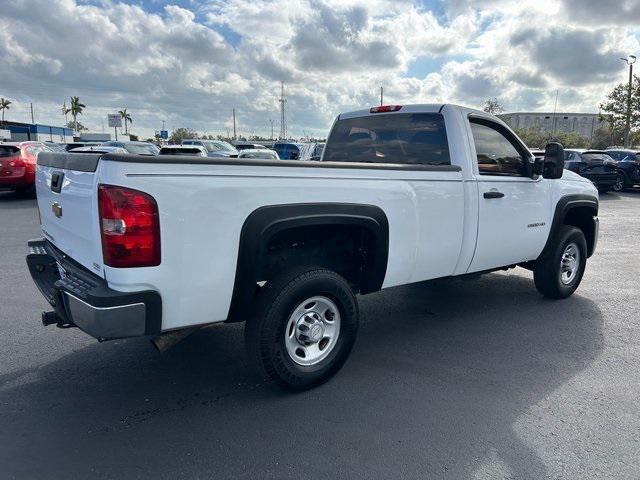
(0, 272, 603, 479)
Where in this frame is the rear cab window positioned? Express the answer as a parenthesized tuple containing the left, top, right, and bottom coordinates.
(323, 113, 450, 165)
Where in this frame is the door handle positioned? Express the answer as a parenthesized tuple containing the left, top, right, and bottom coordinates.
(483, 191, 504, 199)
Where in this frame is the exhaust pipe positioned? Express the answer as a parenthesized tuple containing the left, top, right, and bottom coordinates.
(151, 326, 199, 353)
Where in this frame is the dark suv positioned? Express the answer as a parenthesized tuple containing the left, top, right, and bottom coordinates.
(605, 149, 640, 191)
(564, 149, 619, 193)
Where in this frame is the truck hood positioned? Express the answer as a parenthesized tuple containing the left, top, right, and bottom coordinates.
(561, 169, 592, 183)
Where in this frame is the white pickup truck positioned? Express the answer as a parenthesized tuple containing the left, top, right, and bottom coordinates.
(27, 104, 599, 389)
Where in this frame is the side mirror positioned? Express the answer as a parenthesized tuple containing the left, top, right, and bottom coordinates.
(533, 157, 544, 176)
(543, 142, 564, 179)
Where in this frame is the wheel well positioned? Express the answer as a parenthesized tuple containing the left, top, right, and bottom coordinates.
(564, 206, 596, 256)
(259, 224, 377, 293)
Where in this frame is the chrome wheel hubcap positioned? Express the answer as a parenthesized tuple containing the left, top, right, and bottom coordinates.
(284, 296, 341, 366)
(560, 242, 580, 285)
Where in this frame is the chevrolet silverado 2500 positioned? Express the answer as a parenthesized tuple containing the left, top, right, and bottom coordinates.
(27, 104, 599, 389)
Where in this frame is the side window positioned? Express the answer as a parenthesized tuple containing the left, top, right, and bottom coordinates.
(470, 120, 525, 176)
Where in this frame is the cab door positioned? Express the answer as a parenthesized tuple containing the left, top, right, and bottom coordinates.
(467, 117, 552, 273)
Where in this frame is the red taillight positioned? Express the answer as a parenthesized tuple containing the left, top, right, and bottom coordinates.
(7, 156, 23, 168)
(370, 105, 402, 113)
(98, 184, 161, 268)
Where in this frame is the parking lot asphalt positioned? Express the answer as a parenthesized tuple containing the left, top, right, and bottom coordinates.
(1, 189, 639, 480)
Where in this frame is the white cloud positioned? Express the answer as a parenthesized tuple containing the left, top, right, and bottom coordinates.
(0, 0, 638, 138)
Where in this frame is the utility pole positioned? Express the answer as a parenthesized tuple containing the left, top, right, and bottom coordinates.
(620, 55, 636, 148)
(380, 86, 384, 106)
(552, 89, 559, 137)
(30, 103, 35, 124)
(270, 119, 274, 140)
(232, 108, 237, 140)
(279, 82, 287, 140)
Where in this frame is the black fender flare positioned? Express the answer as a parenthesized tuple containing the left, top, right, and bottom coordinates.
(226, 203, 389, 322)
(542, 194, 599, 258)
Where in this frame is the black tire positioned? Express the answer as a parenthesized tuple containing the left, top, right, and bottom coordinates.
(533, 226, 587, 299)
(612, 172, 626, 192)
(597, 185, 610, 194)
(245, 267, 358, 390)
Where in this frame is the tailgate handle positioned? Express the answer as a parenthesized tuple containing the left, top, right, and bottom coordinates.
(51, 172, 64, 193)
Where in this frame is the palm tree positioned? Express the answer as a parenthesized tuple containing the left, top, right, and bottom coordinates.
(0, 97, 11, 126)
(119, 109, 132, 136)
(65, 96, 86, 135)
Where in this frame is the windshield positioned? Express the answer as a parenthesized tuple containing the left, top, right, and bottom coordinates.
(125, 143, 159, 155)
(582, 153, 614, 162)
(274, 143, 300, 160)
(240, 150, 277, 159)
(160, 147, 202, 156)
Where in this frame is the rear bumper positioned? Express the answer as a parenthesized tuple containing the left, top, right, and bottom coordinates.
(0, 171, 32, 188)
(26, 239, 162, 340)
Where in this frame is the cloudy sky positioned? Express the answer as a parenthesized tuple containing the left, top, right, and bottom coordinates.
(1, 0, 639, 139)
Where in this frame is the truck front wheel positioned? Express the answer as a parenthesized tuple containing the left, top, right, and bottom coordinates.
(245, 268, 358, 390)
(534, 226, 587, 299)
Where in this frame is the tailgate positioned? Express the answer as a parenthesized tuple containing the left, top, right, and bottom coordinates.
(36, 153, 105, 276)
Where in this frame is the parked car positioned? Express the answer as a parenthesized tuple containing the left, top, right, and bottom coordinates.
(232, 141, 266, 151)
(563, 149, 618, 193)
(310, 142, 325, 161)
(604, 149, 640, 191)
(101, 141, 159, 155)
(181, 139, 238, 157)
(0, 141, 48, 195)
(61, 142, 103, 151)
(273, 141, 316, 160)
(159, 145, 207, 157)
(43, 142, 67, 153)
(69, 146, 128, 154)
(529, 149, 545, 159)
(238, 149, 280, 160)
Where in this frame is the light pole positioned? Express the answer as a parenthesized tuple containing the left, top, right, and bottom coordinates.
(620, 55, 636, 148)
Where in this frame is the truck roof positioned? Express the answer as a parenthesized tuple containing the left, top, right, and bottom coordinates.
(337, 103, 504, 124)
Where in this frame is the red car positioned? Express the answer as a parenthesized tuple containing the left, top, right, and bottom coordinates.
(0, 142, 48, 195)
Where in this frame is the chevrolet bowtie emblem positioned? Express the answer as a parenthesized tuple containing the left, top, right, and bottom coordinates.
(52, 202, 62, 218)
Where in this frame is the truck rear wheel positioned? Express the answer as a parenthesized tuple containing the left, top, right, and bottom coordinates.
(245, 267, 358, 390)
(533, 226, 587, 299)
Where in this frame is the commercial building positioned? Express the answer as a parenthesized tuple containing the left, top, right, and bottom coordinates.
(2, 121, 73, 142)
(498, 112, 607, 140)
(79, 132, 113, 142)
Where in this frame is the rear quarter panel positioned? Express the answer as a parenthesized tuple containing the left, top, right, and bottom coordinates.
(98, 160, 463, 330)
